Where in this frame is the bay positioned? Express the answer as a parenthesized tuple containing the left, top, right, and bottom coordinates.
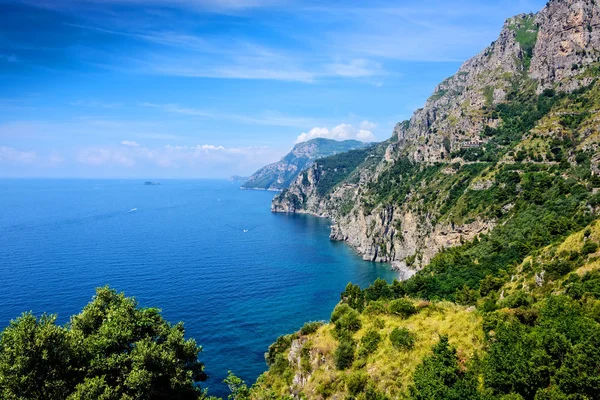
(0, 179, 396, 397)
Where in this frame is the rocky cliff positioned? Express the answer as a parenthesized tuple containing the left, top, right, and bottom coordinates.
(272, 0, 600, 276)
(242, 138, 370, 191)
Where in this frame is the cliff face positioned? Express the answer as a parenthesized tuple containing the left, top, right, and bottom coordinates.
(242, 138, 369, 191)
(531, 0, 600, 90)
(272, 0, 600, 275)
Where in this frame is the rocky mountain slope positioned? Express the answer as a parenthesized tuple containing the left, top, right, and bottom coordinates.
(273, 0, 600, 277)
(242, 139, 370, 191)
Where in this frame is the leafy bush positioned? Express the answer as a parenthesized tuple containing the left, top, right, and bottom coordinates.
(363, 300, 388, 316)
(346, 371, 368, 395)
(358, 329, 381, 358)
(331, 303, 352, 323)
(331, 304, 362, 337)
(300, 321, 323, 336)
(389, 327, 416, 350)
(334, 339, 355, 370)
(582, 241, 598, 255)
(501, 291, 534, 309)
(389, 299, 417, 318)
(409, 336, 479, 400)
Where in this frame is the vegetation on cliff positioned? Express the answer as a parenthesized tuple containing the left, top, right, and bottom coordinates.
(244, 221, 600, 399)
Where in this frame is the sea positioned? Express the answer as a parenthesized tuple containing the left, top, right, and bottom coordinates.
(0, 179, 397, 397)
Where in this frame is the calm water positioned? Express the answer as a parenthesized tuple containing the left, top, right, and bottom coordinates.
(0, 179, 396, 396)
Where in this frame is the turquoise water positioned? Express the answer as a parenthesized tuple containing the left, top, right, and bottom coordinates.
(0, 179, 397, 396)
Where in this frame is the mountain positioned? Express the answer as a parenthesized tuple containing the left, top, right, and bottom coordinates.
(241, 138, 371, 191)
(273, 0, 600, 277)
(250, 3, 600, 397)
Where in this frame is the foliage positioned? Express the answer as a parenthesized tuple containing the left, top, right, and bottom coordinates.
(314, 147, 374, 196)
(389, 298, 417, 318)
(299, 321, 323, 336)
(346, 371, 368, 395)
(0, 286, 208, 400)
(331, 304, 362, 337)
(224, 372, 250, 400)
(334, 339, 356, 370)
(409, 336, 480, 400)
(266, 334, 294, 367)
(358, 329, 382, 358)
(389, 327, 416, 350)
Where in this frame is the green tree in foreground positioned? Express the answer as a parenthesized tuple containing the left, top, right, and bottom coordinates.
(0, 286, 209, 400)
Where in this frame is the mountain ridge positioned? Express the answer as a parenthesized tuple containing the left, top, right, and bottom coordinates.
(242, 138, 371, 191)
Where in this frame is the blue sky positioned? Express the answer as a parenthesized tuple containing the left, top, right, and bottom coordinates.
(0, 0, 546, 178)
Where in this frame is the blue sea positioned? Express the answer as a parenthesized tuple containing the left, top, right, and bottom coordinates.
(0, 179, 396, 397)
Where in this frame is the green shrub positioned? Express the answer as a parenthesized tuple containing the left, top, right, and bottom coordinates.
(409, 335, 479, 399)
(358, 329, 381, 358)
(390, 327, 416, 350)
(300, 321, 323, 336)
(346, 371, 368, 395)
(501, 291, 534, 309)
(332, 306, 362, 337)
(364, 301, 388, 315)
(545, 259, 576, 280)
(334, 339, 356, 370)
(389, 299, 417, 318)
(331, 303, 352, 323)
(582, 241, 598, 255)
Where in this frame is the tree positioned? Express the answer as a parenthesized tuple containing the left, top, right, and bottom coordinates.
(0, 287, 209, 400)
(0, 313, 76, 400)
(224, 371, 250, 400)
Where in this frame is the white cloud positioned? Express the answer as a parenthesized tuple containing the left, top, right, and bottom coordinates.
(0, 146, 36, 164)
(295, 122, 376, 143)
(121, 140, 140, 147)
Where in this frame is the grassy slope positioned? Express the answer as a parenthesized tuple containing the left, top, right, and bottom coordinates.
(248, 220, 600, 400)
(251, 301, 482, 399)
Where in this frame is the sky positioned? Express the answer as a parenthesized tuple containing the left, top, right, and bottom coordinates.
(0, 0, 547, 178)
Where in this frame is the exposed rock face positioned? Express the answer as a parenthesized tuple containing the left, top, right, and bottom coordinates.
(272, 0, 600, 276)
(394, 14, 530, 163)
(531, 0, 600, 91)
(242, 138, 369, 191)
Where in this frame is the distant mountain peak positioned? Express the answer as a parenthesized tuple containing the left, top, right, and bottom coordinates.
(241, 138, 372, 191)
